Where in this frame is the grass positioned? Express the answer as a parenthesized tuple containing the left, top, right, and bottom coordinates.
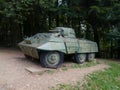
(82, 61, 120, 90)
(60, 60, 99, 71)
(51, 83, 80, 90)
(45, 70, 55, 74)
(71, 60, 99, 69)
(51, 60, 120, 90)
(61, 67, 68, 71)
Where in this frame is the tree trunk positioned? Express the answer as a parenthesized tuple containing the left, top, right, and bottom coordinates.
(48, 13, 52, 29)
(93, 26, 100, 58)
(110, 40, 113, 58)
(56, 15, 59, 26)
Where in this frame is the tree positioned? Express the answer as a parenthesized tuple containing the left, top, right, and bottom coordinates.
(0, 0, 120, 58)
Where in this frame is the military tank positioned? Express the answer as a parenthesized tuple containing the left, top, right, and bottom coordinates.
(18, 27, 98, 68)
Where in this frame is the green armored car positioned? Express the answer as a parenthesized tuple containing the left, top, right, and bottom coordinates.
(18, 27, 98, 68)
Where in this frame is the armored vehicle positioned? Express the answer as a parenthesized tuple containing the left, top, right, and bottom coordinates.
(18, 27, 98, 68)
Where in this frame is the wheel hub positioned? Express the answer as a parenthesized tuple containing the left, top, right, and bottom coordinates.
(76, 53, 86, 63)
(46, 53, 60, 65)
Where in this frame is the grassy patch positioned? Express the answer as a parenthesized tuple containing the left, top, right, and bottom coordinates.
(71, 60, 99, 69)
(51, 83, 80, 90)
(82, 61, 120, 90)
(45, 70, 55, 74)
(60, 60, 99, 71)
(61, 67, 68, 71)
(51, 61, 120, 90)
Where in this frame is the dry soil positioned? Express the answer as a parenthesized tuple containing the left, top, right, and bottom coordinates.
(0, 48, 109, 90)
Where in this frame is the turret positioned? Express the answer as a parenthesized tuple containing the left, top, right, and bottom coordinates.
(51, 27, 76, 38)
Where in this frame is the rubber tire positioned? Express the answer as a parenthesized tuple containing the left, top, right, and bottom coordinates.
(75, 53, 86, 64)
(24, 54, 31, 59)
(40, 51, 64, 68)
(87, 53, 95, 61)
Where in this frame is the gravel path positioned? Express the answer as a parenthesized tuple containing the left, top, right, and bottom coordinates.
(0, 48, 109, 90)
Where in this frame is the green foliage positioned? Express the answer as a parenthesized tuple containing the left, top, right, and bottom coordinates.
(0, 0, 120, 58)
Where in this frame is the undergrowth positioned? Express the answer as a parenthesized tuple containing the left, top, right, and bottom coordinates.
(51, 60, 120, 90)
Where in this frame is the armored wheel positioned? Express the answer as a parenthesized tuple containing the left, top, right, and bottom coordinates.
(24, 54, 31, 59)
(75, 53, 86, 64)
(87, 53, 95, 61)
(40, 51, 64, 68)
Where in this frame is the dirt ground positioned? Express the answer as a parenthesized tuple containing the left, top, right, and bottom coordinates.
(0, 48, 109, 90)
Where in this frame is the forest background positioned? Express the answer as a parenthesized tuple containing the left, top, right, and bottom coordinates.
(0, 0, 120, 58)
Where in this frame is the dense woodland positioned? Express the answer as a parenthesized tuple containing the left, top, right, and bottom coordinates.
(0, 0, 120, 58)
